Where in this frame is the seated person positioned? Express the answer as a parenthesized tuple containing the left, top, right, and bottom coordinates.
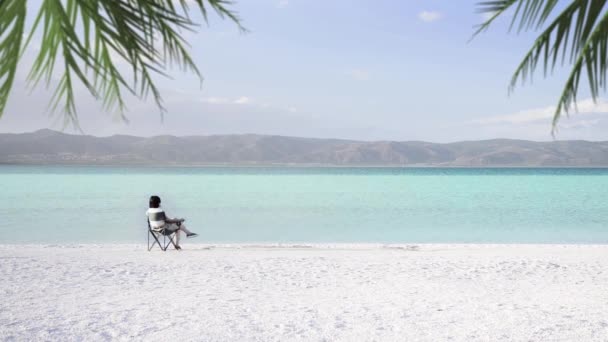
(146, 195, 198, 250)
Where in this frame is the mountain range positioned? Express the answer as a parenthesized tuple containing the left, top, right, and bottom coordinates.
(1, 129, 608, 166)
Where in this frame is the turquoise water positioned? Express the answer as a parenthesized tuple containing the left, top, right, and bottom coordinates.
(1, 166, 607, 244)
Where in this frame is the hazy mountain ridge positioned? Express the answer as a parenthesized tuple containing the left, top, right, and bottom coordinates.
(1, 129, 608, 166)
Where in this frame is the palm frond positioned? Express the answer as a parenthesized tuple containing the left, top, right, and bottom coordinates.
(475, 0, 608, 131)
(474, 1, 561, 37)
(554, 10, 608, 127)
(0, 0, 243, 128)
(508, 1, 606, 90)
(472, 0, 518, 37)
(0, 0, 27, 117)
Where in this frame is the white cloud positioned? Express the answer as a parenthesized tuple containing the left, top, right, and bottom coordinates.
(472, 98, 608, 125)
(200, 97, 230, 104)
(234, 96, 251, 104)
(560, 119, 601, 130)
(277, 0, 289, 8)
(418, 11, 443, 23)
(193, 95, 297, 114)
(199, 96, 253, 105)
(346, 69, 370, 81)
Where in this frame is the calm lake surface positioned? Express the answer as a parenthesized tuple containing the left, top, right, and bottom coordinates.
(1, 166, 607, 244)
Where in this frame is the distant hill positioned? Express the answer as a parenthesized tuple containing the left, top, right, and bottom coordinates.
(1, 129, 608, 166)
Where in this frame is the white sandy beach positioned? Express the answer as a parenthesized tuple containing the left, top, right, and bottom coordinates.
(1, 244, 607, 341)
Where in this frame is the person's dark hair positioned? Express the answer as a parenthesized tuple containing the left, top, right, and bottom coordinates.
(149, 195, 161, 208)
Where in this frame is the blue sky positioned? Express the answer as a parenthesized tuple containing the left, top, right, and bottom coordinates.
(1, 0, 607, 141)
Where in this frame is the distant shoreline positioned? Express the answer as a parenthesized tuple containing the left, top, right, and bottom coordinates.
(3, 129, 608, 167)
(3, 163, 608, 168)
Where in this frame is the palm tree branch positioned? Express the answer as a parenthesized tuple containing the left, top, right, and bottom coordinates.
(0, 0, 244, 126)
(553, 10, 608, 130)
(0, 0, 26, 117)
(473, 0, 560, 37)
(507, 1, 605, 91)
(472, 0, 518, 38)
(475, 0, 608, 129)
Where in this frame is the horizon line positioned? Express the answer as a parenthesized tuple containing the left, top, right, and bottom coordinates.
(4, 128, 607, 145)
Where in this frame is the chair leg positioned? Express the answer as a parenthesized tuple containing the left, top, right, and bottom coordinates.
(149, 229, 178, 251)
(149, 239, 158, 251)
(163, 233, 178, 250)
(148, 230, 163, 251)
(168, 233, 178, 250)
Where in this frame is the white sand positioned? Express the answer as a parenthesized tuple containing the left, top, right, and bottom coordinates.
(1, 244, 607, 341)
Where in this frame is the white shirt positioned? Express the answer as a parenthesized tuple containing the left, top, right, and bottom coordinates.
(146, 207, 166, 229)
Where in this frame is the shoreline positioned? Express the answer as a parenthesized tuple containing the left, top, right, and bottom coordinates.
(2, 242, 608, 250)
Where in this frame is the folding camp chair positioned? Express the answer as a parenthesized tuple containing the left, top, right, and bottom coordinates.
(147, 219, 178, 251)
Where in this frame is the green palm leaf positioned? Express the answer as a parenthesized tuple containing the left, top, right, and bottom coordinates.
(0, 0, 243, 128)
(475, 0, 608, 132)
(0, 0, 27, 117)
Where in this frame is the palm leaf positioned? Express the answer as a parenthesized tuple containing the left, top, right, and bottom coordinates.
(0, 0, 243, 128)
(0, 0, 27, 117)
(476, 0, 608, 131)
(554, 10, 608, 127)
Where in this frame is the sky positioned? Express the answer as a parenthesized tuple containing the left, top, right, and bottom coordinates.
(1, 0, 607, 142)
